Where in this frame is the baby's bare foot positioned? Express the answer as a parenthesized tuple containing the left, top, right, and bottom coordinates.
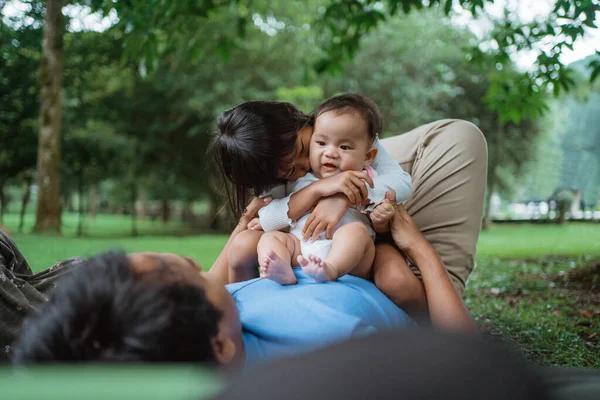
(298, 254, 335, 282)
(260, 251, 297, 285)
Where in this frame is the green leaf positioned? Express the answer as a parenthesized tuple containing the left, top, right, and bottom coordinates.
(590, 65, 600, 83)
(444, 0, 453, 15)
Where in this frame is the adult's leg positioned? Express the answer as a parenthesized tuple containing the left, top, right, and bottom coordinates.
(380, 120, 488, 294)
(0, 230, 81, 361)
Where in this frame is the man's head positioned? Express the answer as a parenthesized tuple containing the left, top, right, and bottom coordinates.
(12, 252, 244, 367)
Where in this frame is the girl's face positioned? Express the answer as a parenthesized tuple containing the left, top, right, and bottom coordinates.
(277, 125, 313, 181)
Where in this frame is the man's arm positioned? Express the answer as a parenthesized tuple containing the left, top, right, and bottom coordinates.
(390, 203, 477, 334)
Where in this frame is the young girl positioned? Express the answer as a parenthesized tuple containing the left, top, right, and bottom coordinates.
(210, 94, 427, 313)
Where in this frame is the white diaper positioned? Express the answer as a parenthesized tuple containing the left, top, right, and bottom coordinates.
(299, 239, 333, 261)
(290, 208, 375, 261)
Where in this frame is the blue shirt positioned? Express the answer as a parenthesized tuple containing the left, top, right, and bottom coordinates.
(226, 268, 415, 367)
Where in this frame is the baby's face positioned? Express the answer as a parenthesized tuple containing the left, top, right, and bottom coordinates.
(310, 110, 374, 179)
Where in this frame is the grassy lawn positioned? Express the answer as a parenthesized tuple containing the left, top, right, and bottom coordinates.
(3, 214, 599, 368)
(467, 222, 600, 368)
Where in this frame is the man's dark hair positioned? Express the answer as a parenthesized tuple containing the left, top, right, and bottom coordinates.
(208, 101, 311, 218)
(313, 93, 382, 142)
(11, 252, 222, 364)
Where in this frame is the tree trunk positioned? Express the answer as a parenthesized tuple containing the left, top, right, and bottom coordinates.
(160, 199, 170, 224)
(558, 209, 566, 224)
(0, 179, 6, 225)
(77, 170, 85, 237)
(89, 184, 97, 219)
(34, 0, 64, 234)
(19, 175, 34, 233)
(482, 174, 495, 230)
(138, 188, 147, 221)
(181, 201, 194, 222)
(131, 184, 138, 237)
(482, 122, 502, 230)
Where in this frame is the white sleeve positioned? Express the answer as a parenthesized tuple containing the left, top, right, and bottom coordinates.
(258, 184, 294, 232)
(258, 196, 295, 232)
(258, 175, 317, 232)
(368, 139, 412, 208)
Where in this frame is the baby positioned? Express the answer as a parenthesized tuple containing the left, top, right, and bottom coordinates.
(256, 94, 398, 284)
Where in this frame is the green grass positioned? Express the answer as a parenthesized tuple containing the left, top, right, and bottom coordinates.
(465, 256, 599, 368)
(3, 215, 599, 367)
(476, 223, 600, 258)
(2, 212, 196, 238)
(3, 212, 225, 270)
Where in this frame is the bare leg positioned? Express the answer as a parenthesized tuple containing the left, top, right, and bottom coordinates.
(227, 230, 263, 283)
(257, 231, 301, 285)
(373, 243, 427, 317)
(299, 222, 375, 282)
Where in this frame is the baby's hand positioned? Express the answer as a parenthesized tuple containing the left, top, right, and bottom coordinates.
(247, 217, 263, 231)
(370, 195, 396, 233)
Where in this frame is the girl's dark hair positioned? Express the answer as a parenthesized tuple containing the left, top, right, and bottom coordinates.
(313, 93, 382, 142)
(209, 101, 311, 217)
(12, 252, 223, 364)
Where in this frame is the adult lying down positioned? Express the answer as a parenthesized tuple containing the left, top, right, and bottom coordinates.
(11, 199, 476, 368)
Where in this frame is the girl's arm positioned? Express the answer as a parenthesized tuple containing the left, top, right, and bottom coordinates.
(258, 182, 322, 232)
(368, 139, 413, 208)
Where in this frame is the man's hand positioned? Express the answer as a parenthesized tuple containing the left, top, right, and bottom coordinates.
(370, 191, 396, 233)
(302, 194, 351, 241)
(314, 171, 374, 205)
(389, 200, 430, 259)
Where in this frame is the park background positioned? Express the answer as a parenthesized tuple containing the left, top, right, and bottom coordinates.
(1, 0, 599, 367)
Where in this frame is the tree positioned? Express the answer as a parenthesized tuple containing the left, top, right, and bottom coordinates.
(558, 93, 600, 209)
(61, 127, 129, 236)
(322, 9, 543, 228)
(0, 15, 40, 225)
(11, 0, 596, 233)
(33, 0, 64, 233)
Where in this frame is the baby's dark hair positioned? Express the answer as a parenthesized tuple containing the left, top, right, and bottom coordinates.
(209, 101, 311, 217)
(313, 93, 382, 142)
(12, 252, 223, 364)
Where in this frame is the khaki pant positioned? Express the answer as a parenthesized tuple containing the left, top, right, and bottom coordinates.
(380, 119, 488, 294)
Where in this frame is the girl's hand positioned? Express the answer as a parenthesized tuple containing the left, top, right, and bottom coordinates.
(247, 218, 263, 231)
(302, 194, 351, 241)
(370, 192, 396, 233)
(315, 171, 374, 205)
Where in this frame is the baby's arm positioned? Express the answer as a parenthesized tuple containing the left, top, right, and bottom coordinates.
(368, 140, 412, 209)
(259, 172, 372, 232)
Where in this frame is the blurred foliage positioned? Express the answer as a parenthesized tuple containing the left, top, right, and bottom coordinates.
(1, 0, 599, 232)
